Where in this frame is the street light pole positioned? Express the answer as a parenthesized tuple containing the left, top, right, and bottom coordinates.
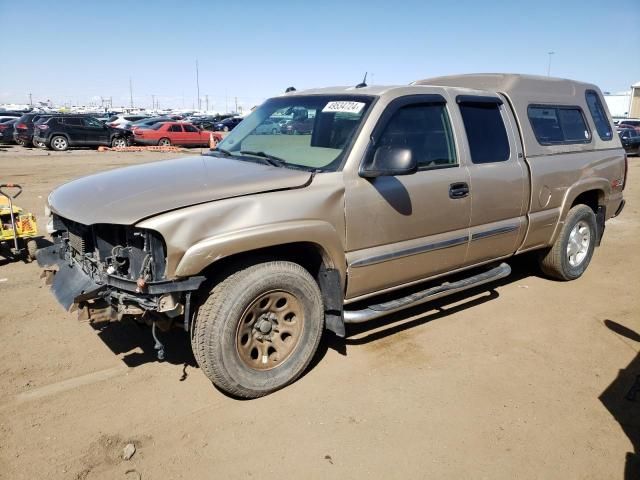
(196, 59, 201, 111)
(547, 51, 555, 77)
(129, 77, 134, 108)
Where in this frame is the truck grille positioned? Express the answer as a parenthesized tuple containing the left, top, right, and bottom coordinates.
(57, 216, 93, 255)
(68, 228, 89, 255)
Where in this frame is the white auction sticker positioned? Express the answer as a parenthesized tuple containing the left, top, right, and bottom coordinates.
(322, 101, 365, 114)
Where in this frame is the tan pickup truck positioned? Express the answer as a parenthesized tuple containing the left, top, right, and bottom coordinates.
(39, 74, 627, 398)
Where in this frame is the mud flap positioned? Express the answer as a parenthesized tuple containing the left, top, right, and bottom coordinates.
(318, 267, 345, 337)
(596, 205, 606, 246)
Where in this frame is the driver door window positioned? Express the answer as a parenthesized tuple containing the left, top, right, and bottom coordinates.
(377, 104, 457, 169)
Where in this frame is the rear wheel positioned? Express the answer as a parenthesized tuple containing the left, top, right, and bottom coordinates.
(539, 204, 597, 280)
(192, 261, 324, 398)
(158, 137, 171, 147)
(50, 136, 68, 151)
(15, 138, 26, 146)
(111, 136, 127, 148)
(223, 126, 230, 132)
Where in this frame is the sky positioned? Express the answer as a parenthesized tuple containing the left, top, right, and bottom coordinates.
(1, 0, 638, 112)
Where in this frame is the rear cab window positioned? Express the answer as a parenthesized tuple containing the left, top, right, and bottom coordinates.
(458, 96, 510, 163)
(528, 105, 591, 145)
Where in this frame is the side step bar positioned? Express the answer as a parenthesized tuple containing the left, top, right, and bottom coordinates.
(343, 262, 511, 324)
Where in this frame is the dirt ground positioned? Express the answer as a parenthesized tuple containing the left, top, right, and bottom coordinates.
(0, 144, 638, 480)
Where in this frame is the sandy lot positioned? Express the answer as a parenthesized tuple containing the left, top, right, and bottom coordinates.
(0, 144, 638, 480)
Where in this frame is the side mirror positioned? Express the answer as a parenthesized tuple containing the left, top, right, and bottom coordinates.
(360, 146, 417, 178)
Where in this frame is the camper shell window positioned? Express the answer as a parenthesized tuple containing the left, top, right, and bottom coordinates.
(527, 105, 591, 145)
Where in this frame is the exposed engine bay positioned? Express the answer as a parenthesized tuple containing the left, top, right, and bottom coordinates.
(37, 214, 204, 336)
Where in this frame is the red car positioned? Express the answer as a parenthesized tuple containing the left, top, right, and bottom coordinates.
(134, 122, 222, 147)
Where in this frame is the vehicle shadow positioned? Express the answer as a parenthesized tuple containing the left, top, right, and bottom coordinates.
(599, 320, 640, 480)
(87, 255, 537, 394)
(308, 254, 537, 373)
(90, 319, 197, 372)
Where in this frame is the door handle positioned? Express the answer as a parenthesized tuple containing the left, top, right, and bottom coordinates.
(449, 182, 469, 199)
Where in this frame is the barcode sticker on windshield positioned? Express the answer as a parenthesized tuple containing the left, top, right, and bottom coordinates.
(322, 101, 365, 114)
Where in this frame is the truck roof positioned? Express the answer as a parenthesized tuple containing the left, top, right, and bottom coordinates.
(287, 74, 619, 157)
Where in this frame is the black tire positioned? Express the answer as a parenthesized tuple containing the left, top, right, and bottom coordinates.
(271, 128, 278, 135)
(539, 204, 597, 281)
(158, 137, 171, 147)
(111, 136, 127, 148)
(50, 135, 68, 151)
(15, 138, 26, 146)
(192, 261, 324, 398)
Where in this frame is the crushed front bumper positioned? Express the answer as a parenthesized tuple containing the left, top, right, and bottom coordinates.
(37, 243, 205, 312)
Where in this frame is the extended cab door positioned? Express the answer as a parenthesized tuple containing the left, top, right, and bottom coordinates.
(344, 95, 471, 300)
(454, 95, 529, 265)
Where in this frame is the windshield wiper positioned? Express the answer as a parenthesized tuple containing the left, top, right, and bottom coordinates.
(239, 150, 287, 167)
(212, 147, 233, 156)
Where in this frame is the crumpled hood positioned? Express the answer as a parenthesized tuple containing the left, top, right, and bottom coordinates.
(49, 155, 312, 225)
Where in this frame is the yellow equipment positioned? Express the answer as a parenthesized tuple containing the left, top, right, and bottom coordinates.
(0, 184, 38, 262)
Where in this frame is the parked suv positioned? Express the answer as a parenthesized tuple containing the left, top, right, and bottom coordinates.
(39, 74, 626, 398)
(618, 127, 640, 155)
(34, 115, 133, 151)
(13, 113, 54, 146)
(618, 119, 640, 133)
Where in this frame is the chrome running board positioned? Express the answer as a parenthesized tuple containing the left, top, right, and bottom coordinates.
(343, 262, 511, 324)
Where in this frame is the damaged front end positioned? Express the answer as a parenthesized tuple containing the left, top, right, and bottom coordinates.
(38, 214, 204, 337)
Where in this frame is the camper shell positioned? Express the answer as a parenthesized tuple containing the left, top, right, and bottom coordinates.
(413, 73, 615, 157)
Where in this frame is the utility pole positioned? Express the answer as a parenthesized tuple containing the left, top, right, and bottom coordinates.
(547, 51, 555, 77)
(235, 96, 238, 113)
(151, 94, 156, 110)
(129, 77, 134, 108)
(28, 93, 33, 106)
(195, 59, 201, 110)
(205, 95, 209, 112)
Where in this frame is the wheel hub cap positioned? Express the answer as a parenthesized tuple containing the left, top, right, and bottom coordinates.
(567, 220, 590, 267)
(235, 290, 304, 371)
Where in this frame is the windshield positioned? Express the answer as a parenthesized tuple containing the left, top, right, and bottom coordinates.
(214, 95, 374, 171)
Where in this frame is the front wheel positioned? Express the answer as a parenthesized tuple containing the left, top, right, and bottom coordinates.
(111, 136, 127, 148)
(192, 261, 324, 398)
(538, 204, 597, 280)
(158, 137, 171, 147)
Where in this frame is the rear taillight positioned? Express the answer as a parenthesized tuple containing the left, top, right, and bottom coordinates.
(623, 152, 628, 191)
(16, 123, 27, 129)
